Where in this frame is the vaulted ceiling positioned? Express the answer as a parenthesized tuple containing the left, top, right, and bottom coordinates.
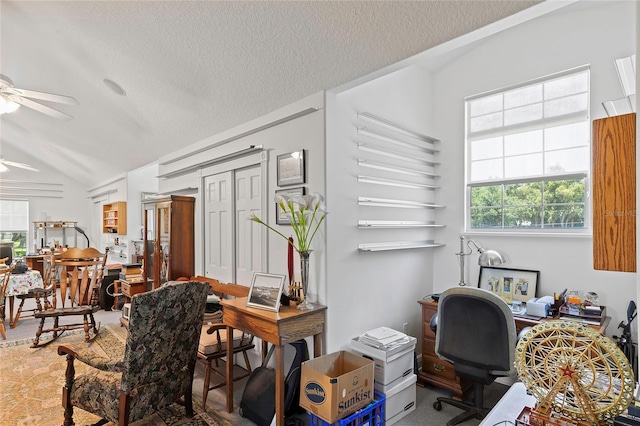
(0, 1, 540, 187)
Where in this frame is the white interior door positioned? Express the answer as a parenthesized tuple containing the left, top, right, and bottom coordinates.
(204, 171, 234, 283)
(203, 162, 264, 285)
(234, 165, 262, 285)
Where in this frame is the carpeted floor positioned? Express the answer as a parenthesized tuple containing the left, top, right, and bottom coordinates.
(0, 323, 252, 426)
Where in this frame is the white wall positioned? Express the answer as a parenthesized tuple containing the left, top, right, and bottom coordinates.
(326, 66, 436, 352)
(431, 1, 636, 337)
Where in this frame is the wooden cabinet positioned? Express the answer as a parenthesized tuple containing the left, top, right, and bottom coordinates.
(592, 113, 636, 272)
(103, 202, 127, 235)
(143, 195, 195, 290)
(417, 300, 471, 399)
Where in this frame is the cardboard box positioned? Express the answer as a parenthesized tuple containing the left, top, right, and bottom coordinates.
(384, 373, 417, 425)
(300, 351, 375, 424)
(350, 335, 416, 387)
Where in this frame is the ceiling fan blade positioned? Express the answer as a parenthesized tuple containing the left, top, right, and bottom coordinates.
(1, 160, 39, 172)
(14, 97, 73, 120)
(7, 87, 79, 105)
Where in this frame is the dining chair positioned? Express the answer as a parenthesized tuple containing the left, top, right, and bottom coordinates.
(190, 275, 255, 408)
(0, 265, 16, 340)
(12, 254, 56, 327)
(32, 247, 108, 347)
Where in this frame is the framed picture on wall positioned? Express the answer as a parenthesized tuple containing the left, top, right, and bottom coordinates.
(478, 266, 539, 304)
(246, 272, 286, 312)
(275, 187, 306, 225)
(277, 150, 305, 186)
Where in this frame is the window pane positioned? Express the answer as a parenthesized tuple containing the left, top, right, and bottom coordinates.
(0, 232, 27, 258)
(503, 206, 543, 228)
(544, 205, 585, 228)
(471, 185, 502, 207)
(504, 103, 542, 126)
(471, 158, 503, 181)
(504, 182, 542, 206)
(470, 207, 503, 228)
(504, 84, 542, 109)
(469, 94, 503, 117)
(504, 130, 543, 156)
(544, 179, 585, 204)
(470, 137, 503, 161)
(504, 153, 543, 178)
(544, 72, 588, 99)
(470, 111, 503, 132)
(470, 178, 586, 230)
(544, 147, 589, 174)
(544, 93, 588, 117)
(0, 200, 29, 231)
(545, 122, 589, 150)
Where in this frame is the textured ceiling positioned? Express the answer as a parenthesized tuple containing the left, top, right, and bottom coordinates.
(0, 0, 540, 186)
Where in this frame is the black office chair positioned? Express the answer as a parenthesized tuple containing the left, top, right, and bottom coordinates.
(431, 287, 516, 426)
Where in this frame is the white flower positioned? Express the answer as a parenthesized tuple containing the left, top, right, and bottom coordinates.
(250, 192, 327, 253)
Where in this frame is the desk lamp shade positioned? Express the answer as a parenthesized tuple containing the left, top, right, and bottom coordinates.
(478, 248, 506, 266)
(0, 242, 13, 265)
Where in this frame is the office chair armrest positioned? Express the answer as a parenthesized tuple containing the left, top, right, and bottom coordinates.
(429, 313, 438, 333)
(517, 326, 532, 343)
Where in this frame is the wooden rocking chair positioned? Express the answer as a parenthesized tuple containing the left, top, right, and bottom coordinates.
(32, 247, 108, 347)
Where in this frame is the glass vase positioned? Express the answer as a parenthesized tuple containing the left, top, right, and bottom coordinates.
(297, 250, 315, 310)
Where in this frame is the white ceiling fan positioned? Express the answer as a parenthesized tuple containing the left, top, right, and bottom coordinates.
(0, 74, 79, 120)
(0, 158, 39, 173)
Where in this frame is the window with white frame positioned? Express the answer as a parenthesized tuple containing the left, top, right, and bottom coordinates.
(0, 199, 29, 257)
(466, 66, 590, 231)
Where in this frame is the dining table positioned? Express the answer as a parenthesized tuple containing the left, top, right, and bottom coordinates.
(4, 269, 44, 328)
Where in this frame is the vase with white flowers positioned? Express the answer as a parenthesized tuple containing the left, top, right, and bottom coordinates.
(250, 192, 326, 310)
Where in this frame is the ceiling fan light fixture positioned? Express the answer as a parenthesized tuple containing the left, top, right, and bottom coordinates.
(0, 94, 20, 114)
(0, 163, 8, 173)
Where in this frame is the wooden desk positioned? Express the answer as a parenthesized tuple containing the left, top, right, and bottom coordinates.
(221, 297, 327, 426)
(418, 300, 611, 395)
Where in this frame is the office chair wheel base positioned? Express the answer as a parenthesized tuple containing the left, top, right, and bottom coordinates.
(433, 401, 442, 411)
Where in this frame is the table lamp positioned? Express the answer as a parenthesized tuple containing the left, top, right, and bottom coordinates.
(456, 235, 506, 286)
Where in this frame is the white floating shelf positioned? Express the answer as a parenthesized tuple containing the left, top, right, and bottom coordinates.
(358, 220, 445, 228)
(358, 159, 439, 178)
(358, 197, 444, 209)
(358, 240, 445, 252)
(358, 175, 439, 190)
(357, 112, 439, 144)
(358, 127, 440, 154)
(358, 143, 440, 167)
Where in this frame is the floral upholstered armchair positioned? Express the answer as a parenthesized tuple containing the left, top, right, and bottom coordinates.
(57, 280, 209, 426)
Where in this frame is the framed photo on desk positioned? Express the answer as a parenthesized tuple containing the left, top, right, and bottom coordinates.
(247, 272, 286, 312)
(479, 266, 539, 303)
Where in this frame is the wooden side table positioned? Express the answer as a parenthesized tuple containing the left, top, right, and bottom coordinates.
(221, 297, 327, 426)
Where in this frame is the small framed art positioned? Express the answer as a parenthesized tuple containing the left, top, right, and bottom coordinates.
(478, 266, 539, 304)
(277, 150, 305, 186)
(275, 186, 306, 225)
(246, 272, 286, 312)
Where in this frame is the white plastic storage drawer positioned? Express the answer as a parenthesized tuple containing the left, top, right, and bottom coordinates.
(385, 373, 417, 426)
(350, 335, 416, 386)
